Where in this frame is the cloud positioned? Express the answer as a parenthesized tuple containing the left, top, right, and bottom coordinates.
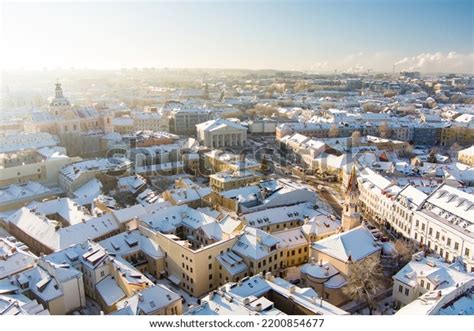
(344, 52, 364, 62)
(394, 52, 474, 73)
(310, 61, 329, 71)
(344, 64, 365, 74)
(308, 51, 473, 74)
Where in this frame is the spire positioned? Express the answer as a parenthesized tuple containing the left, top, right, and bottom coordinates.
(346, 165, 359, 194)
(55, 80, 64, 99)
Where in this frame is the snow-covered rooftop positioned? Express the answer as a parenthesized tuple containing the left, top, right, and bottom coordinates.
(312, 226, 381, 263)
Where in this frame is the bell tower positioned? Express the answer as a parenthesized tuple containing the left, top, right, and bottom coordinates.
(49, 80, 71, 116)
(342, 165, 361, 232)
(55, 81, 64, 98)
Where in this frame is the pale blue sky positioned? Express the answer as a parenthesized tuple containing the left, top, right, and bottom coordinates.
(2, 0, 473, 72)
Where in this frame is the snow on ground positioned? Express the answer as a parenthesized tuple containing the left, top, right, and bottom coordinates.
(81, 298, 102, 315)
(353, 295, 397, 315)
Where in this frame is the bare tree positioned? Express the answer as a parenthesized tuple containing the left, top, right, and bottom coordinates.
(342, 256, 386, 315)
(328, 124, 340, 138)
(321, 102, 336, 110)
(221, 110, 245, 120)
(379, 121, 392, 139)
(397, 144, 414, 158)
(362, 102, 382, 113)
(383, 90, 397, 98)
(427, 148, 437, 163)
(450, 142, 462, 159)
(260, 156, 270, 174)
(351, 130, 361, 146)
(394, 239, 418, 269)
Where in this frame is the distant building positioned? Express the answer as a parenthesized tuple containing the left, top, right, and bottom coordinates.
(25, 82, 114, 136)
(209, 169, 264, 192)
(58, 158, 131, 196)
(458, 145, 474, 166)
(0, 133, 81, 186)
(169, 108, 213, 135)
(196, 118, 247, 148)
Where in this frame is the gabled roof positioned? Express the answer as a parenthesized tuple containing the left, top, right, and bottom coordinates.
(311, 226, 381, 263)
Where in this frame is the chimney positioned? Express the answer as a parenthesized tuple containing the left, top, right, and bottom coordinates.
(289, 285, 296, 294)
(138, 292, 144, 302)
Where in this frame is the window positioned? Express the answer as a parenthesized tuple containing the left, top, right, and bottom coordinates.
(405, 288, 409, 296)
(447, 238, 451, 246)
(455, 242, 459, 250)
(426, 283, 431, 290)
(208, 263, 212, 270)
(465, 248, 470, 258)
(209, 274, 212, 280)
(421, 280, 425, 288)
(398, 285, 403, 293)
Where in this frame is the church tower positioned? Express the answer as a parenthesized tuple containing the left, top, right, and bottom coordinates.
(49, 80, 71, 116)
(342, 165, 361, 232)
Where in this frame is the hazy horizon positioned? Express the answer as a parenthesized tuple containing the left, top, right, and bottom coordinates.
(2, 0, 473, 74)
